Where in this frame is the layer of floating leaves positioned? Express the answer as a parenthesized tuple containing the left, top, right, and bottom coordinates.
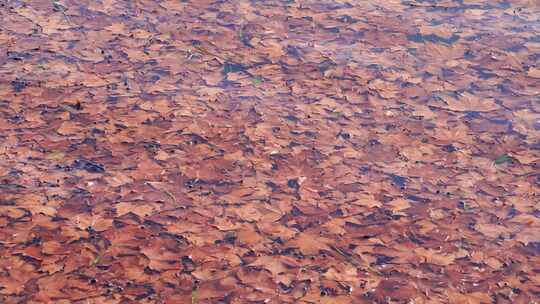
(0, 0, 539, 303)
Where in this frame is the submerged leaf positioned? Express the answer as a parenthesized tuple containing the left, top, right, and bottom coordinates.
(494, 154, 513, 165)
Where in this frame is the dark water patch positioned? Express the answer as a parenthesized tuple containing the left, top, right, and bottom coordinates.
(408, 33, 460, 45)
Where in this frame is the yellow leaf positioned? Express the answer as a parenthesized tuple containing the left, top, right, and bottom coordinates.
(527, 67, 540, 78)
(46, 150, 65, 161)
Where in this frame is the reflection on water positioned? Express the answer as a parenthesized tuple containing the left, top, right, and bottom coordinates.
(0, 0, 539, 302)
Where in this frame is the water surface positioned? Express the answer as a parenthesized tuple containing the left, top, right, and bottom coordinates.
(0, 0, 539, 302)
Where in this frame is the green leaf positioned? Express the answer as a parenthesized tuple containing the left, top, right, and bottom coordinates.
(223, 62, 246, 75)
(251, 76, 263, 85)
(494, 154, 512, 165)
(191, 289, 198, 304)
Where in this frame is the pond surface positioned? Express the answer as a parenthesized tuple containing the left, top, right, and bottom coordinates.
(0, 0, 539, 303)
